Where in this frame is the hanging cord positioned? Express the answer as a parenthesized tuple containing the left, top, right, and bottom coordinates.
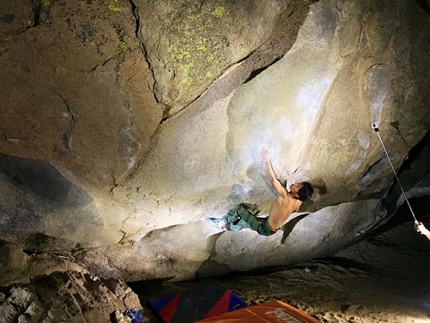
(370, 122, 430, 239)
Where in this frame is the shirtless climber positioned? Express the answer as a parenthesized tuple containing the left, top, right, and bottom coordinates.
(207, 148, 314, 236)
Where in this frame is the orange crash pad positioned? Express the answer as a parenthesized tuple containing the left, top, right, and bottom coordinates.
(196, 299, 321, 323)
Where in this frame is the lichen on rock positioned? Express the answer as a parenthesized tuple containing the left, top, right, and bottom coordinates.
(136, 0, 287, 115)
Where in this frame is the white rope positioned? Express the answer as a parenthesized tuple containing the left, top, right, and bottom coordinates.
(370, 123, 418, 222)
(370, 124, 430, 239)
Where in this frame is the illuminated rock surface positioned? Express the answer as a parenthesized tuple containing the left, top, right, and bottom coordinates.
(0, 1, 430, 318)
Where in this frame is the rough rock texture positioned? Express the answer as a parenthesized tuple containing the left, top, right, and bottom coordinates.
(0, 240, 86, 287)
(0, 0, 430, 287)
(0, 271, 144, 323)
(0, 0, 162, 191)
(136, 0, 312, 116)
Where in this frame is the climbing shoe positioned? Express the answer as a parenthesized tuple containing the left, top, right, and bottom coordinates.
(206, 218, 227, 231)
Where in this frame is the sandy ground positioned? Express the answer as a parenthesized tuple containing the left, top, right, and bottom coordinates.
(132, 207, 430, 323)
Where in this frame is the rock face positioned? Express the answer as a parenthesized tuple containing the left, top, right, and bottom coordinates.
(0, 271, 143, 323)
(0, 0, 430, 286)
(135, 0, 311, 116)
(0, 0, 162, 190)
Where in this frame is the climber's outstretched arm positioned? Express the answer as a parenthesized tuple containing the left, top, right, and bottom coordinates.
(261, 148, 287, 198)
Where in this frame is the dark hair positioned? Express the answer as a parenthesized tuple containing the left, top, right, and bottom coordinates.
(298, 182, 314, 201)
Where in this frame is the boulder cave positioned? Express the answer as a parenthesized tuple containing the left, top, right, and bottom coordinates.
(0, 0, 429, 322)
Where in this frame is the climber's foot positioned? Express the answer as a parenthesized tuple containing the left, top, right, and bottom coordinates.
(206, 218, 227, 231)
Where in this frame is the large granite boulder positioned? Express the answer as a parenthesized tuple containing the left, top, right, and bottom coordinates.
(0, 0, 429, 285)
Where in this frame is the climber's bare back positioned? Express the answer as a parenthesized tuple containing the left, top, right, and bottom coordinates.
(268, 189, 302, 230)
